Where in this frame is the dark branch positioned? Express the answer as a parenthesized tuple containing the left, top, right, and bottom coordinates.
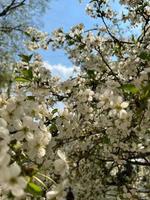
(0, 0, 26, 17)
(96, 47, 123, 86)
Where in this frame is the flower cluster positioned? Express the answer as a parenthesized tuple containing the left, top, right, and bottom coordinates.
(48, 0, 150, 199)
(0, 0, 150, 199)
(0, 54, 69, 199)
(25, 27, 49, 50)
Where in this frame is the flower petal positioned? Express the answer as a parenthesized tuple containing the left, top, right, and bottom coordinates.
(121, 101, 129, 108)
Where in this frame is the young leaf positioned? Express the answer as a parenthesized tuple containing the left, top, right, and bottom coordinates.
(22, 69, 33, 79)
(19, 54, 33, 63)
(139, 52, 150, 61)
(26, 182, 43, 197)
(52, 108, 58, 114)
(15, 77, 30, 82)
(120, 84, 139, 94)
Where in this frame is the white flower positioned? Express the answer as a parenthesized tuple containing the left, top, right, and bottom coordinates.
(0, 118, 7, 127)
(46, 179, 68, 200)
(12, 116, 38, 141)
(98, 90, 114, 107)
(118, 109, 128, 119)
(0, 126, 10, 143)
(1, 162, 27, 197)
(37, 146, 46, 158)
(145, 6, 150, 15)
(85, 4, 93, 16)
(27, 130, 51, 159)
(109, 96, 129, 119)
(0, 151, 10, 168)
(23, 116, 38, 131)
(78, 89, 94, 102)
(6, 97, 16, 112)
(0, 154, 10, 168)
(54, 150, 69, 177)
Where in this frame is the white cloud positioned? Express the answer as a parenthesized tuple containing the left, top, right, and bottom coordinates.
(43, 62, 80, 80)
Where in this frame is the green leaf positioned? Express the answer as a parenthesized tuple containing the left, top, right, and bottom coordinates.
(65, 34, 72, 40)
(52, 108, 58, 114)
(68, 40, 75, 46)
(120, 84, 139, 94)
(22, 69, 33, 79)
(87, 70, 95, 78)
(50, 123, 58, 136)
(139, 52, 150, 61)
(113, 43, 121, 54)
(102, 136, 110, 144)
(27, 96, 35, 100)
(19, 54, 33, 63)
(15, 77, 30, 82)
(78, 43, 86, 49)
(24, 32, 31, 37)
(50, 123, 57, 132)
(131, 34, 137, 43)
(140, 83, 150, 100)
(26, 182, 43, 197)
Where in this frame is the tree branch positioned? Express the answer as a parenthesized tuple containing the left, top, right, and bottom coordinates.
(0, 0, 26, 17)
(96, 47, 123, 86)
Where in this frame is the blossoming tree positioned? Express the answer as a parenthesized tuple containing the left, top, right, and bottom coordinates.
(0, 0, 150, 199)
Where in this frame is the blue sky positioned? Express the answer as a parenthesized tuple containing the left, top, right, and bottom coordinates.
(39, 0, 99, 79)
(41, 0, 94, 65)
